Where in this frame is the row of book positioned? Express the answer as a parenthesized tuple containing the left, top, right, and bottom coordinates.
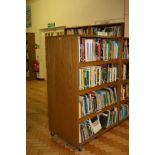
(122, 63, 129, 80)
(93, 26, 122, 37)
(79, 65, 118, 90)
(121, 84, 129, 100)
(79, 87, 117, 118)
(45, 31, 65, 37)
(122, 39, 129, 59)
(79, 38, 120, 62)
(119, 104, 129, 120)
(66, 28, 89, 35)
(79, 107, 118, 143)
(66, 25, 122, 37)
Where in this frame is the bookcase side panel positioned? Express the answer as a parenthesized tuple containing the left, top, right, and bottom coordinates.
(46, 37, 57, 132)
(46, 36, 79, 146)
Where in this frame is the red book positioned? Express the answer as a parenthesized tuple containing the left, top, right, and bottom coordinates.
(81, 38, 85, 62)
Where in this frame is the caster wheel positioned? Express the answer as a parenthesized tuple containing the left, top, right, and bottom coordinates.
(50, 131, 55, 136)
(77, 147, 82, 151)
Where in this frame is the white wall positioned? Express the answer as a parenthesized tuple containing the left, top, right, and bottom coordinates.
(27, 0, 125, 79)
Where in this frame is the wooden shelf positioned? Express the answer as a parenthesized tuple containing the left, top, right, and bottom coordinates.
(79, 81, 118, 95)
(121, 79, 129, 84)
(121, 59, 129, 63)
(65, 22, 124, 37)
(79, 123, 116, 145)
(79, 116, 129, 146)
(79, 59, 119, 67)
(65, 22, 124, 29)
(120, 98, 129, 103)
(79, 35, 123, 39)
(40, 26, 66, 32)
(79, 103, 117, 123)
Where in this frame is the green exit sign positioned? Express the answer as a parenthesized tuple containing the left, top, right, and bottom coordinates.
(48, 23, 55, 28)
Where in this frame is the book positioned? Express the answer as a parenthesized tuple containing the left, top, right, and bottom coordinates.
(99, 112, 109, 129)
(89, 116, 102, 134)
(80, 120, 94, 142)
(79, 38, 120, 61)
(119, 104, 129, 120)
(79, 87, 117, 117)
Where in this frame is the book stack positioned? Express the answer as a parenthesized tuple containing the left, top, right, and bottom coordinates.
(66, 29, 74, 35)
(121, 84, 129, 100)
(101, 64, 118, 83)
(79, 65, 118, 90)
(79, 87, 117, 118)
(79, 66, 101, 90)
(66, 28, 89, 35)
(92, 26, 122, 37)
(119, 104, 129, 120)
(79, 120, 94, 143)
(77, 28, 89, 35)
(102, 39, 120, 60)
(79, 38, 120, 62)
(99, 107, 118, 129)
(122, 63, 129, 80)
(79, 107, 118, 143)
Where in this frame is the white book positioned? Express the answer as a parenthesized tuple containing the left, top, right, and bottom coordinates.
(109, 67, 112, 82)
(79, 69, 82, 90)
(114, 67, 117, 81)
(87, 39, 90, 61)
(92, 39, 96, 61)
(85, 39, 88, 62)
(85, 95, 90, 114)
(88, 39, 91, 61)
(112, 67, 114, 81)
(99, 66, 101, 85)
(79, 101, 81, 118)
(89, 116, 102, 134)
(89, 39, 92, 61)
(114, 107, 118, 124)
(123, 64, 126, 80)
(79, 96, 84, 117)
(79, 125, 81, 143)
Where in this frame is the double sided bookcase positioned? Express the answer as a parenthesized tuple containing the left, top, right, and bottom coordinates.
(45, 35, 129, 149)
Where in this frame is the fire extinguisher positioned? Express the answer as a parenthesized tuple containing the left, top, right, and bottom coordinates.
(33, 60, 39, 72)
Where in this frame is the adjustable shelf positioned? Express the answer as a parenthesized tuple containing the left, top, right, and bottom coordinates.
(79, 59, 119, 67)
(79, 81, 118, 95)
(79, 103, 117, 122)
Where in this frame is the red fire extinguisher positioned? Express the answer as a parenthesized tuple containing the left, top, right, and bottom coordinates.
(33, 60, 39, 72)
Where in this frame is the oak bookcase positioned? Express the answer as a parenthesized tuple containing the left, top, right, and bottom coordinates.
(45, 34, 129, 149)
